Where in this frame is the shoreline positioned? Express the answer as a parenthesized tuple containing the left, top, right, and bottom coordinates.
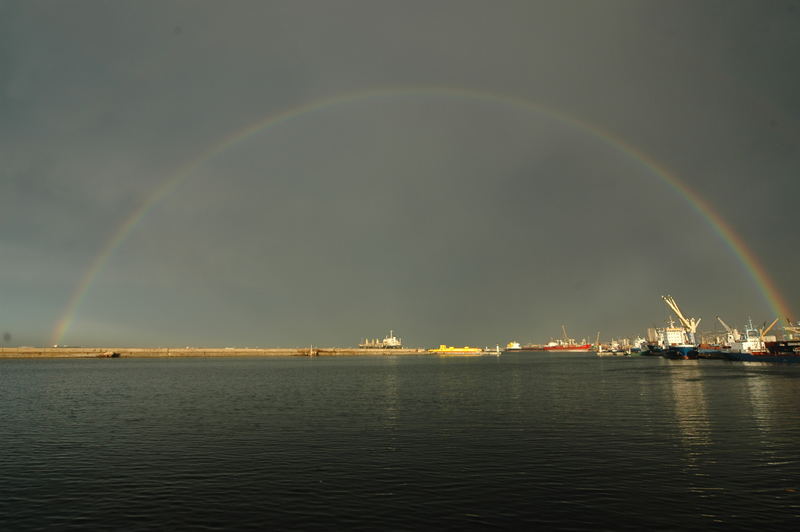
(0, 347, 431, 359)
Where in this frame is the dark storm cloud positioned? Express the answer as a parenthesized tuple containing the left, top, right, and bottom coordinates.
(1, 1, 798, 347)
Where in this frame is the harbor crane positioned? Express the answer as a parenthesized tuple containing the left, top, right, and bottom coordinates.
(759, 317, 780, 341)
(784, 317, 800, 339)
(662, 295, 701, 344)
(562, 325, 570, 343)
(716, 316, 741, 343)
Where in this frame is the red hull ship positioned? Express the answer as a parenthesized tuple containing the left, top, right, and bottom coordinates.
(542, 343, 593, 352)
(541, 325, 594, 352)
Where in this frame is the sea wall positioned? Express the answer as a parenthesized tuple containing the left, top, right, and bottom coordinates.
(0, 347, 431, 359)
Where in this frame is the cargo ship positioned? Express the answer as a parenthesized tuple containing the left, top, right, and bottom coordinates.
(359, 330, 402, 349)
(542, 342, 593, 352)
(664, 344, 698, 359)
(756, 340, 800, 362)
(716, 317, 800, 362)
(660, 296, 701, 359)
(642, 319, 697, 358)
(694, 316, 800, 362)
(518, 344, 545, 351)
(658, 321, 697, 359)
(541, 325, 594, 352)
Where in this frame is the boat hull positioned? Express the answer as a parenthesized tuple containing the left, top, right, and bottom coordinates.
(542, 344, 593, 353)
(720, 340, 800, 363)
(697, 348, 728, 359)
(766, 340, 800, 355)
(664, 345, 698, 359)
(723, 352, 800, 363)
(641, 345, 664, 356)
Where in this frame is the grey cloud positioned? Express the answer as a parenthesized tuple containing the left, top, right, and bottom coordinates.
(1, 1, 797, 347)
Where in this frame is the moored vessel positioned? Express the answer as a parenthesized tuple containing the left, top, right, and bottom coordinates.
(664, 345, 698, 359)
(542, 325, 594, 352)
(718, 317, 794, 362)
(751, 340, 800, 362)
(543, 342, 593, 352)
(359, 330, 402, 349)
(518, 344, 545, 351)
(660, 296, 700, 359)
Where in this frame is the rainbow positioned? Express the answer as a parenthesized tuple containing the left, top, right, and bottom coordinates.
(50, 86, 794, 344)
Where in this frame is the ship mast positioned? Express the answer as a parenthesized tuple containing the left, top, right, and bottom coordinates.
(662, 295, 701, 344)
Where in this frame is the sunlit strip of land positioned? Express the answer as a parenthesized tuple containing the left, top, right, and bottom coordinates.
(0, 347, 429, 358)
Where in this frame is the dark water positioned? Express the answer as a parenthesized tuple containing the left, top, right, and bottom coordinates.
(1, 353, 799, 530)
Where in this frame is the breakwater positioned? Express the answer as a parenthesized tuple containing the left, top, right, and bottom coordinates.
(0, 347, 430, 359)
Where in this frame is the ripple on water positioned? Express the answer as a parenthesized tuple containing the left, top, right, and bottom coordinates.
(1, 355, 799, 529)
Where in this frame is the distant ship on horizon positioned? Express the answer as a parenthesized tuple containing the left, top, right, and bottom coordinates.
(359, 330, 402, 349)
(541, 341, 593, 353)
(428, 345, 486, 355)
(511, 325, 594, 352)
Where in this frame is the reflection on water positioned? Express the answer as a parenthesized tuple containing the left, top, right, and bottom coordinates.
(745, 369, 775, 435)
(741, 366, 800, 483)
(0, 355, 798, 530)
(381, 356, 399, 429)
(663, 359, 719, 509)
(666, 360, 712, 449)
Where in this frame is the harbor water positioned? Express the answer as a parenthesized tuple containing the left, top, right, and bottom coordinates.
(1, 353, 799, 529)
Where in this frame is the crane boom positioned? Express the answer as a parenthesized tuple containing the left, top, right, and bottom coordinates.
(760, 317, 780, 340)
(661, 295, 701, 345)
(661, 295, 701, 333)
(662, 295, 688, 328)
(785, 317, 800, 339)
(716, 315, 741, 342)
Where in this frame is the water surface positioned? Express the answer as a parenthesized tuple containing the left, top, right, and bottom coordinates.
(1, 353, 799, 529)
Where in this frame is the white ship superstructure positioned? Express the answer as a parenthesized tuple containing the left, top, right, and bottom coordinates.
(359, 330, 403, 349)
(728, 318, 779, 354)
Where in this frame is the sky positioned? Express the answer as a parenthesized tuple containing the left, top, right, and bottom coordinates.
(1, 0, 798, 348)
